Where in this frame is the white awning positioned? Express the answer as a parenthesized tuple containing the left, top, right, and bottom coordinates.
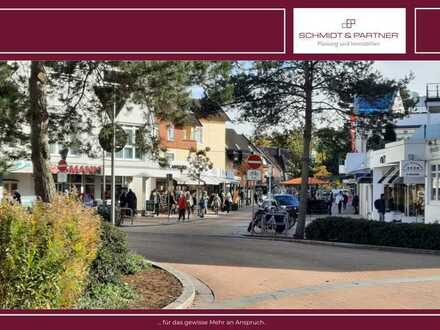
(176, 175, 202, 185)
(223, 176, 241, 184)
(138, 168, 174, 178)
(201, 176, 223, 185)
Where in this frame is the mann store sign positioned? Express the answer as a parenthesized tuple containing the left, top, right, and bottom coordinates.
(400, 160, 425, 178)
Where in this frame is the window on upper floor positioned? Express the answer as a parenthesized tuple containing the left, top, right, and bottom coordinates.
(193, 127, 203, 144)
(49, 142, 80, 156)
(108, 126, 143, 160)
(167, 124, 175, 141)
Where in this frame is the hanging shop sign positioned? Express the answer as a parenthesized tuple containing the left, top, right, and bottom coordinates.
(400, 160, 425, 178)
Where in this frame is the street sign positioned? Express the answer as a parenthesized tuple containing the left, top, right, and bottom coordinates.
(247, 154, 263, 170)
(247, 169, 262, 181)
(57, 159, 68, 173)
(57, 172, 68, 183)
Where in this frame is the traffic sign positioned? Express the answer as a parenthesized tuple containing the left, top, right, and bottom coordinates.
(57, 159, 68, 173)
(247, 154, 263, 169)
(57, 172, 68, 183)
(247, 169, 262, 181)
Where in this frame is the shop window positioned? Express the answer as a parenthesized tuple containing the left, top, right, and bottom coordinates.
(431, 164, 440, 201)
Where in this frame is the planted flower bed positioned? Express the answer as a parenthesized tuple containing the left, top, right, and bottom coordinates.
(0, 195, 181, 309)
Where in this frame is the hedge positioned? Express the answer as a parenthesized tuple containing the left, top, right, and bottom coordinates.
(305, 217, 440, 250)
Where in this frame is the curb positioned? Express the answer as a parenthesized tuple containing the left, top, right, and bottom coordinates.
(148, 261, 196, 309)
(242, 234, 440, 256)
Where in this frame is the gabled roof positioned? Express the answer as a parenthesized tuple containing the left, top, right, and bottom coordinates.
(191, 98, 230, 122)
(225, 129, 255, 153)
(259, 147, 292, 171)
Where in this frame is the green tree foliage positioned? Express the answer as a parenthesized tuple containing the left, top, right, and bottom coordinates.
(0, 61, 232, 201)
(314, 124, 352, 175)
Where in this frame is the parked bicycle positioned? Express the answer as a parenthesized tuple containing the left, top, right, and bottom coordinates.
(248, 200, 295, 235)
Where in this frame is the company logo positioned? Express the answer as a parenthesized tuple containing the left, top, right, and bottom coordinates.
(341, 18, 356, 29)
(293, 8, 406, 54)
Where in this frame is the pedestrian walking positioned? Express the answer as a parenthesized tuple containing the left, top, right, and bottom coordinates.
(211, 193, 221, 215)
(177, 192, 186, 221)
(198, 197, 205, 218)
(352, 194, 359, 214)
(225, 192, 232, 214)
(343, 193, 348, 210)
(335, 191, 344, 214)
(185, 191, 192, 220)
(239, 188, 245, 208)
(203, 190, 209, 215)
(152, 190, 160, 216)
(374, 194, 386, 221)
(119, 188, 128, 208)
(126, 189, 137, 216)
(327, 192, 333, 215)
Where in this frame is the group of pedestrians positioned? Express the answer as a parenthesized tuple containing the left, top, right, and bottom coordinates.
(327, 190, 359, 215)
(150, 189, 237, 221)
(119, 188, 138, 216)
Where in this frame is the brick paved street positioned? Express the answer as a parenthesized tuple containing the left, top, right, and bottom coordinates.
(125, 208, 440, 309)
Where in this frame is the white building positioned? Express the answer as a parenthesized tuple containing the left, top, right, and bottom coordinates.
(342, 83, 440, 223)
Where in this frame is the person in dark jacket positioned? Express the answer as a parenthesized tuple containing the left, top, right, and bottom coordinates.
(126, 189, 137, 216)
(374, 194, 386, 221)
(327, 192, 333, 215)
(119, 189, 127, 208)
(13, 190, 21, 205)
(352, 194, 359, 214)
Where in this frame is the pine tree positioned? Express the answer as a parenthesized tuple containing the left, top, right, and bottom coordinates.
(231, 61, 414, 238)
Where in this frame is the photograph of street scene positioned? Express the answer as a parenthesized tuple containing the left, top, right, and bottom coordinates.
(1, 60, 440, 309)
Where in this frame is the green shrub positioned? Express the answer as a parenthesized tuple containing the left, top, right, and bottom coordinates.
(0, 195, 101, 309)
(88, 222, 129, 285)
(121, 253, 150, 275)
(305, 217, 440, 250)
(77, 282, 138, 309)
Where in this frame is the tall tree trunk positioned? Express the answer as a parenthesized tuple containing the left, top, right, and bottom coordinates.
(29, 61, 56, 202)
(294, 62, 313, 239)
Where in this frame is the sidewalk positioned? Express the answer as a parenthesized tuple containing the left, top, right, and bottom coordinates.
(123, 206, 253, 227)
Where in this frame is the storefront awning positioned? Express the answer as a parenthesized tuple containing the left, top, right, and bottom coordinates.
(201, 176, 223, 185)
(378, 166, 399, 184)
(223, 177, 241, 184)
(138, 169, 172, 178)
(175, 175, 202, 185)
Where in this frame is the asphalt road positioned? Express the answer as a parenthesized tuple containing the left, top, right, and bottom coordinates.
(125, 209, 440, 309)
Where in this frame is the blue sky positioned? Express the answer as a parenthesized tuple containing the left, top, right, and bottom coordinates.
(374, 61, 440, 95)
(195, 61, 440, 135)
